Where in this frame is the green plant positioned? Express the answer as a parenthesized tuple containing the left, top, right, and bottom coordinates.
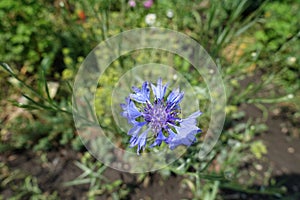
(64, 153, 130, 199)
(0, 162, 58, 200)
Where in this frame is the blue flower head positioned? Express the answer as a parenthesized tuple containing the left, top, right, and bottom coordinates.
(121, 78, 202, 155)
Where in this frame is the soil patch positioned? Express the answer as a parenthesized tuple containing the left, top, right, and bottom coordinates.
(0, 149, 188, 199)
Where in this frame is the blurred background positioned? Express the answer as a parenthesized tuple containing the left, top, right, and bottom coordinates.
(0, 0, 299, 199)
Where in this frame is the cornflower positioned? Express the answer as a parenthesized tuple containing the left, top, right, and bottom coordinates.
(121, 78, 202, 154)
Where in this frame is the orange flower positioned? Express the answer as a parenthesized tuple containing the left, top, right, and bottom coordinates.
(78, 10, 86, 21)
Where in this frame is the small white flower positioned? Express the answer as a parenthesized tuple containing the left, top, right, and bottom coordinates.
(287, 56, 296, 65)
(251, 52, 257, 57)
(145, 13, 156, 26)
(59, 1, 65, 7)
(166, 10, 173, 18)
(173, 74, 177, 80)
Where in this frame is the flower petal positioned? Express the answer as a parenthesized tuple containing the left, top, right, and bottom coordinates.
(167, 88, 184, 108)
(150, 131, 167, 148)
(165, 127, 176, 144)
(129, 127, 150, 155)
(128, 121, 147, 136)
(168, 111, 202, 150)
(121, 97, 142, 124)
(130, 81, 150, 103)
(151, 78, 168, 100)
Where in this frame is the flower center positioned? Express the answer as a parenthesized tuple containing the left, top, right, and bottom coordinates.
(144, 101, 168, 133)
